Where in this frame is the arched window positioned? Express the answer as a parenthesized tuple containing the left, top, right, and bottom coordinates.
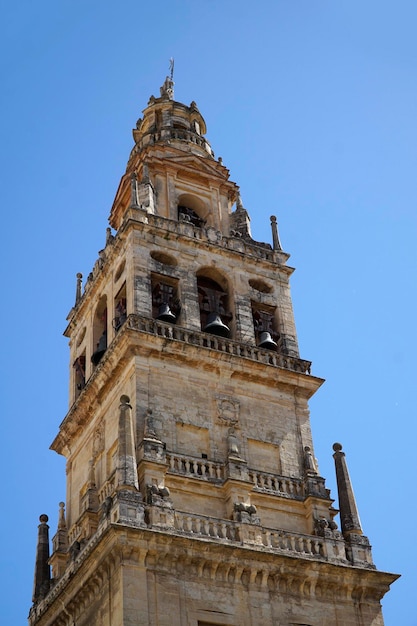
(113, 283, 127, 332)
(92, 296, 107, 366)
(151, 274, 180, 323)
(73, 352, 86, 399)
(177, 193, 207, 228)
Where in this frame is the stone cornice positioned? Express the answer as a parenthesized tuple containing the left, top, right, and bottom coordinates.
(29, 521, 399, 626)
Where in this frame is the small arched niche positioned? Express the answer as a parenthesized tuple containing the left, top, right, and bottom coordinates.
(249, 278, 273, 294)
(196, 268, 231, 337)
(150, 250, 178, 267)
(177, 193, 207, 228)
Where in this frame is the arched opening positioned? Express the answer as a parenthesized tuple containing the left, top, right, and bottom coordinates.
(197, 272, 231, 338)
(73, 351, 86, 399)
(177, 193, 207, 228)
(151, 274, 180, 323)
(113, 283, 127, 332)
(92, 296, 108, 366)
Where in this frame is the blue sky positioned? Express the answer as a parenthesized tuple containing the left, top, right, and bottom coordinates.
(1, 2, 415, 624)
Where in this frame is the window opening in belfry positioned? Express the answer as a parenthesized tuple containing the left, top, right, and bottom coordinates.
(197, 276, 231, 338)
(91, 297, 108, 366)
(252, 306, 279, 351)
(73, 353, 86, 398)
(152, 278, 180, 323)
(178, 205, 205, 228)
(113, 283, 127, 332)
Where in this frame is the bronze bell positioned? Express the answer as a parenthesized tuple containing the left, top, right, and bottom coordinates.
(258, 331, 277, 350)
(157, 303, 176, 323)
(204, 312, 230, 338)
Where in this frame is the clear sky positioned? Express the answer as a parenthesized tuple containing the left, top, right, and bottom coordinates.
(1, 1, 415, 624)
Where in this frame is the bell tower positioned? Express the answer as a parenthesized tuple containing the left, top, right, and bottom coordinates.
(30, 76, 397, 626)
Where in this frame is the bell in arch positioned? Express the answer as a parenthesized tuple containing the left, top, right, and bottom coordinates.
(204, 312, 230, 338)
(258, 331, 277, 351)
(157, 303, 176, 323)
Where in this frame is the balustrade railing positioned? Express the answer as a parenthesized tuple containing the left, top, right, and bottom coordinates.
(249, 470, 304, 498)
(174, 511, 238, 541)
(172, 510, 325, 559)
(98, 473, 116, 503)
(127, 314, 311, 375)
(262, 528, 325, 557)
(166, 452, 224, 481)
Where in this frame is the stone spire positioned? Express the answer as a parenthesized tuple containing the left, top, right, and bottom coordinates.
(160, 75, 174, 100)
(54, 504, 67, 549)
(231, 192, 252, 238)
(32, 514, 51, 603)
(75, 273, 82, 305)
(332, 443, 363, 536)
(116, 395, 139, 491)
(270, 215, 282, 251)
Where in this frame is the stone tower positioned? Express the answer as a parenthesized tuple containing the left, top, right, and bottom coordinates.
(30, 76, 397, 626)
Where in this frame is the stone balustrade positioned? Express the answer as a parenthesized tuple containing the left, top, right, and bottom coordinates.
(98, 473, 116, 503)
(172, 510, 327, 560)
(174, 511, 238, 542)
(249, 470, 304, 498)
(262, 528, 325, 557)
(166, 452, 224, 481)
(127, 314, 311, 375)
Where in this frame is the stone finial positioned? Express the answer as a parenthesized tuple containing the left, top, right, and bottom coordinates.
(58, 502, 67, 530)
(32, 514, 51, 603)
(332, 443, 363, 536)
(236, 192, 244, 211)
(270, 215, 282, 251)
(231, 193, 252, 238)
(160, 75, 174, 100)
(75, 273, 83, 305)
(116, 395, 139, 491)
(52, 502, 69, 556)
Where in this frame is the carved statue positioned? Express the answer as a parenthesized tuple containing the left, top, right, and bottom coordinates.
(304, 445, 318, 474)
(228, 427, 241, 457)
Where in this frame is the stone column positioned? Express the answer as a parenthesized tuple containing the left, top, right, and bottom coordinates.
(32, 514, 50, 603)
(270, 215, 282, 251)
(117, 395, 139, 491)
(332, 442, 362, 536)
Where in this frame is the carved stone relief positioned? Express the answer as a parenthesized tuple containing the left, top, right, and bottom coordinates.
(216, 395, 240, 425)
